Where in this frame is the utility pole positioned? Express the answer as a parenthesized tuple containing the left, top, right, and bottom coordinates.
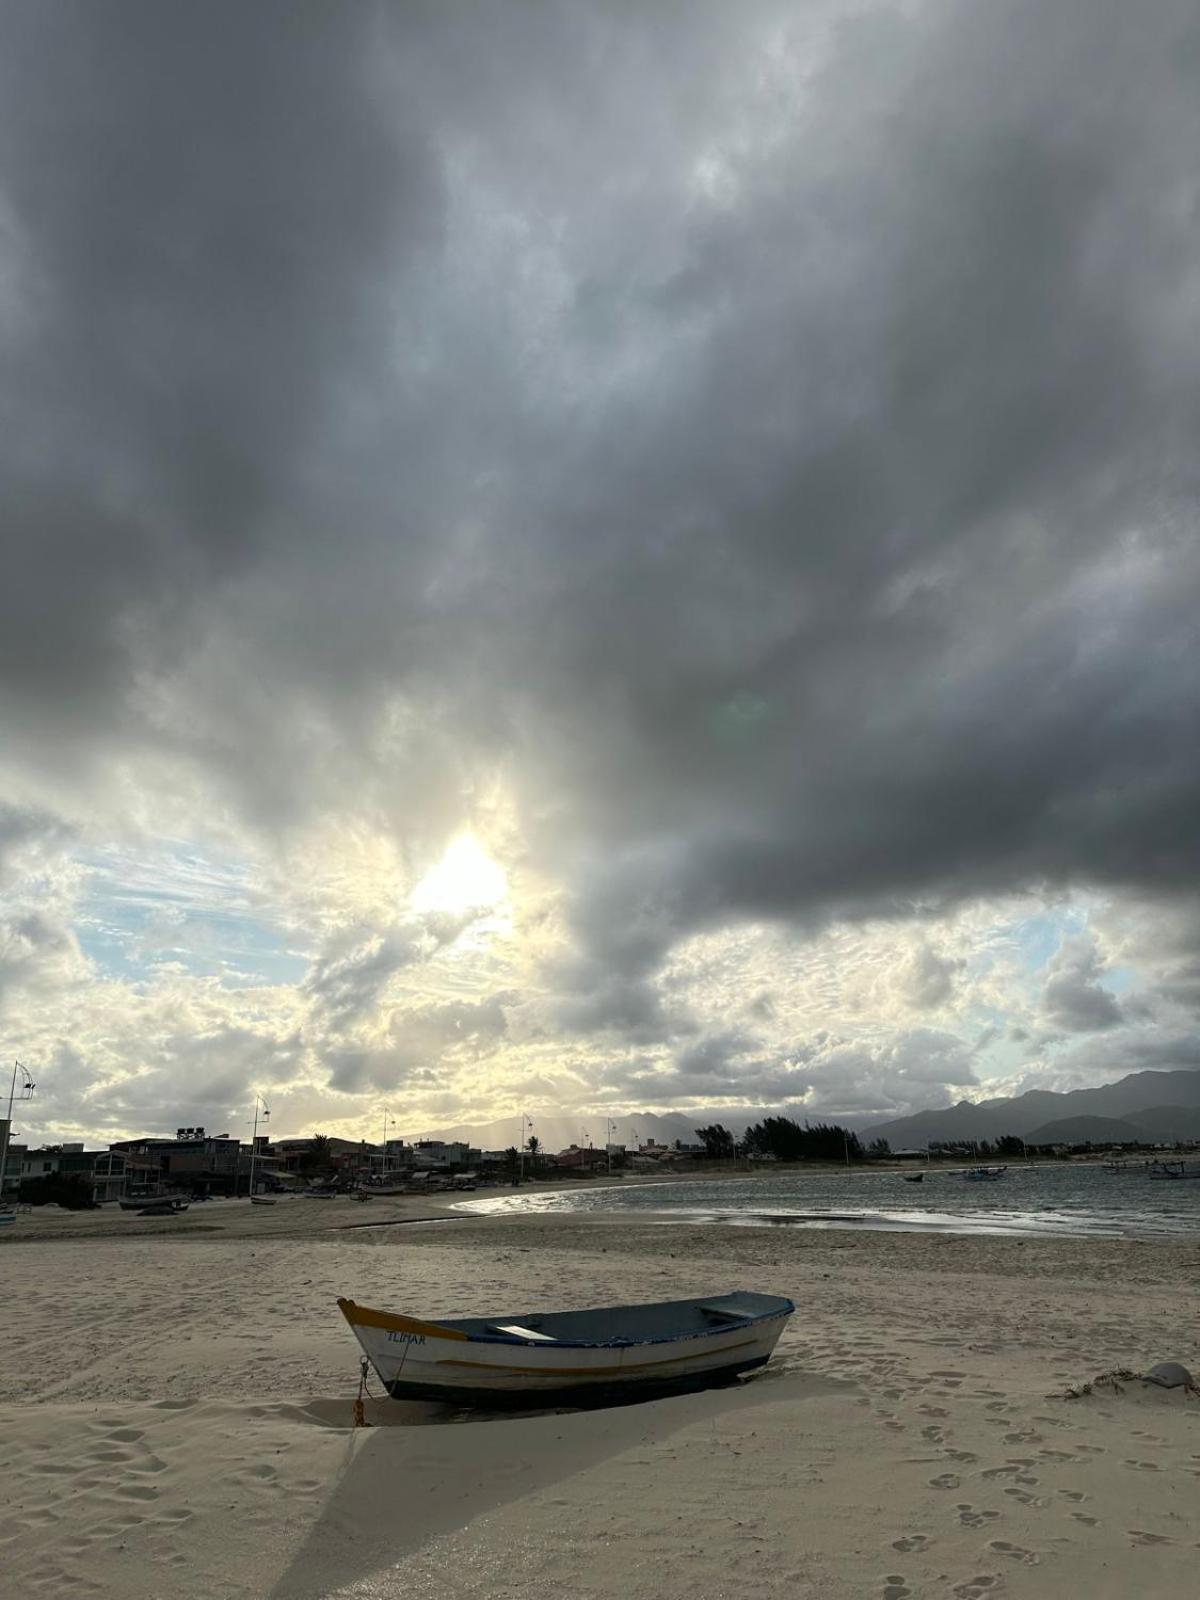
(381, 1110, 395, 1180)
(518, 1114, 532, 1182)
(0, 1061, 36, 1208)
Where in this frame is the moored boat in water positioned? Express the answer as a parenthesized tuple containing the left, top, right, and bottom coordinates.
(338, 1290, 795, 1406)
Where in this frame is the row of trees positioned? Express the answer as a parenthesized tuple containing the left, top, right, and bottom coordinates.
(696, 1119, 868, 1163)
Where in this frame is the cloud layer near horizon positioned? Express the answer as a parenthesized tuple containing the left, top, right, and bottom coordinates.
(2, 1, 1200, 1142)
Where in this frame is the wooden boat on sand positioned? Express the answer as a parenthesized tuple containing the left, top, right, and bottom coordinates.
(338, 1291, 794, 1406)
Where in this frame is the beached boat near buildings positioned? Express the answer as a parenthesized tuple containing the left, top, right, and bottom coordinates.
(1148, 1160, 1200, 1180)
(338, 1290, 795, 1406)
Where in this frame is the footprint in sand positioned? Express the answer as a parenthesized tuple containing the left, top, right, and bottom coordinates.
(1071, 1512, 1099, 1527)
(1122, 1459, 1161, 1472)
(918, 1405, 948, 1418)
(1038, 1449, 1075, 1461)
(952, 1577, 1000, 1598)
(929, 1473, 960, 1490)
(882, 1577, 911, 1599)
(921, 1425, 945, 1444)
(1129, 1530, 1173, 1546)
(1004, 1486, 1045, 1507)
(989, 1540, 1040, 1565)
(891, 1535, 931, 1554)
(956, 1504, 1000, 1529)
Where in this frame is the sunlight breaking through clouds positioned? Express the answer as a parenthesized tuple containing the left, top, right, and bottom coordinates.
(2, 2, 1200, 1144)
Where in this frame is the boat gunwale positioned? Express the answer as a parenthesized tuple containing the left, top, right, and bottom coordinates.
(338, 1294, 794, 1350)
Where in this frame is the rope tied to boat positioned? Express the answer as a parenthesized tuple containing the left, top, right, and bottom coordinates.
(353, 1356, 374, 1427)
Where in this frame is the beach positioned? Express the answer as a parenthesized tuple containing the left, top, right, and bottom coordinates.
(3, 1193, 1199, 1598)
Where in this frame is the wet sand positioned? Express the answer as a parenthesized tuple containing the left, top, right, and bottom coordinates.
(2, 1192, 1198, 1597)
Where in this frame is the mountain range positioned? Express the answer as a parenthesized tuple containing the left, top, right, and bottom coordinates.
(427, 1069, 1200, 1153)
(862, 1069, 1200, 1148)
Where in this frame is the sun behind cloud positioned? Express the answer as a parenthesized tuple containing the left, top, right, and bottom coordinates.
(409, 834, 509, 918)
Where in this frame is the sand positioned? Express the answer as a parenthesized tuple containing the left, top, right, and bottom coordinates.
(2, 1192, 1199, 1598)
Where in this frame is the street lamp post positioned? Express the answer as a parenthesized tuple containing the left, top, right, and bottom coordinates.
(0, 1060, 36, 1207)
(518, 1114, 532, 1182)
(247, 1094, 270, 1197)
(381, 1111, 396, 1180)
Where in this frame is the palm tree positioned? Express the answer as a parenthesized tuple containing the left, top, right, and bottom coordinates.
(300, 1134, 333, 1179)
(525, 1133, 541, 1171)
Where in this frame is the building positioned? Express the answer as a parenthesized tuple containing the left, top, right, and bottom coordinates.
(109, 1130, 241, 1195)
(18, 1144, 123, 1204)
(411, 1140, 475, 1169)
(553, 1144, 609, 1171)
(273, 1136, 376, 1183)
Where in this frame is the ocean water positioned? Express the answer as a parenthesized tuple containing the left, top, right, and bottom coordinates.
(458, 1162, 1200, 1239)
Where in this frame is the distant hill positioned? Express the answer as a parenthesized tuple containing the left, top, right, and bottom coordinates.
(867, 1069, 1200, 1147)
(421, 1068, 1200, 1155)
(1021, 1115, 1146, 1145)
(1121, 1105, 1200, 1142)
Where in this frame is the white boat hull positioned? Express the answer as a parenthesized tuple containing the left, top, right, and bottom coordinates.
(338, 1295, 793, 1405)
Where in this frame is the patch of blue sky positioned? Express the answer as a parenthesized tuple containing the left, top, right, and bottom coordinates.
(74, 842, 309, 987)
(1008, 905, 1086, 972)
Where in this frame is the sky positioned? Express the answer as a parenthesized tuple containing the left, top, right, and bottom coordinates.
(2, 0, 1200, 1146)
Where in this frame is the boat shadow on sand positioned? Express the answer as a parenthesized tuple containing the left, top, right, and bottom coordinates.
(268, 1366, 843, 1600)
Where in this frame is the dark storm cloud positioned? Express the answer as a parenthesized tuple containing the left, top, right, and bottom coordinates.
(503, 0, 1200, 988)
(2, 0, 1200, 1063)
(0, 0, 441, 787)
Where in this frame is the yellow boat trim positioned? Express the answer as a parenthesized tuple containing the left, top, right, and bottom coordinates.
(435, 1336, 760, 1378)
(337, 1298, 469, 1342)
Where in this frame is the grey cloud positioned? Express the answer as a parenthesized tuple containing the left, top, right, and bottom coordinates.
(2, 1, 1200, 1117)
(305, 928, 427, 1031)
(325, 996, 511, 1093)
(1042, 935, 1124, 1032)
(899, 943, 965, 1010)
